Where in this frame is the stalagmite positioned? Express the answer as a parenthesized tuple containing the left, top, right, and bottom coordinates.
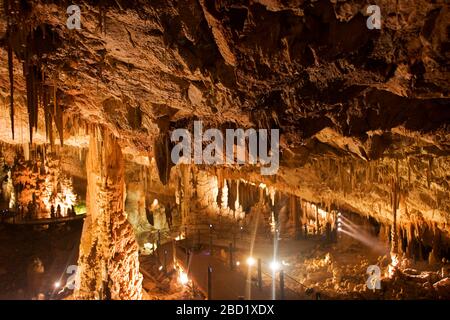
(75, 127, 142, 300)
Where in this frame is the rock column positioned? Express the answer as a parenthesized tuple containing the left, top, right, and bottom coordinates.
(75, 127, 143, 300)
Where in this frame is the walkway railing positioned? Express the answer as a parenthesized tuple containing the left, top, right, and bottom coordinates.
(140, 222, 311, 299)
(141, 222, 272, 244)
(1, 209, 86, 225)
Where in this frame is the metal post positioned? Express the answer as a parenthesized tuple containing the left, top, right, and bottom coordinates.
(229, 243, 233, 270)
(209, 232, 213, 255)
(279, 270, 285, 300)
(172, 239, 176, 268)
(197, 228, 200, 247)
(209, 225, 213, 255)
(157, 230, 161, 258)
(233, 232, 236, 249)
(258, 258, 262, 290)
(163, 249, 168, 274)
(207, 266, 212, 300)
(315, 205, 319, 235)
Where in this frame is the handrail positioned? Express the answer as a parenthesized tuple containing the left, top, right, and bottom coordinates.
(260, 261, 309, 293)
(140, 222, 271, 245)
(284, 272, 308, 290)
(2, 213, 86, 225)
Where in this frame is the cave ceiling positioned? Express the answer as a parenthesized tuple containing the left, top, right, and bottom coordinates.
(0, 0, 449, 228)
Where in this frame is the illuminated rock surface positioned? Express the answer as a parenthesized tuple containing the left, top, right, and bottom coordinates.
(0, 0, 449, 300)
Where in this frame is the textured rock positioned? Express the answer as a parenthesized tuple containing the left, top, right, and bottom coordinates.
(75, 127, 142, 300)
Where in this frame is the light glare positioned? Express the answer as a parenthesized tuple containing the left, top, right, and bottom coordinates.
(270, 260, 281, 271)
(179, 271, 189, 285)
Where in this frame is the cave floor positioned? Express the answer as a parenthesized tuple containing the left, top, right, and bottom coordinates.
(1, 219, 449, 300)
(138, 229, 450, 300)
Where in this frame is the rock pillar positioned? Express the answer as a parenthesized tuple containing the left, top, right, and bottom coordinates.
(75, 127, 143, 300)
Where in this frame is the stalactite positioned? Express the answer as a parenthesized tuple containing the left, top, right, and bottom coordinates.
(339, 160, 346, 195)
(429, 223, 441, 264)
(55, 92, 64, 146)
(34, 65, 39, 131)
(407, 157, 411, 185)
(221, 178, 229, 210)
(227, 180, 237, 209)
(47, 84, 56, 147)
(315, 204, 319, 234)
(153, 132, 172, 185)
(365, 161, 370, 185)
(427, 158, 433, 189)
(22, 48, 43, 145)
(24, 59, 31, 143)
(250, 183, 259, 211)
(216, 168, 223, 208)
(391, 159, 399, 255)
(398, 227, 405, 254)
(4, 2, 64, 146)
(406, 224, 413, 258)
(43, 85, 50, 142)
(179, 164, 191, 224)
(7, 29, 15, 139)
(235, 179, 240, 212)
(98, 1, 107, 34)
(290, 195, 300, 238)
